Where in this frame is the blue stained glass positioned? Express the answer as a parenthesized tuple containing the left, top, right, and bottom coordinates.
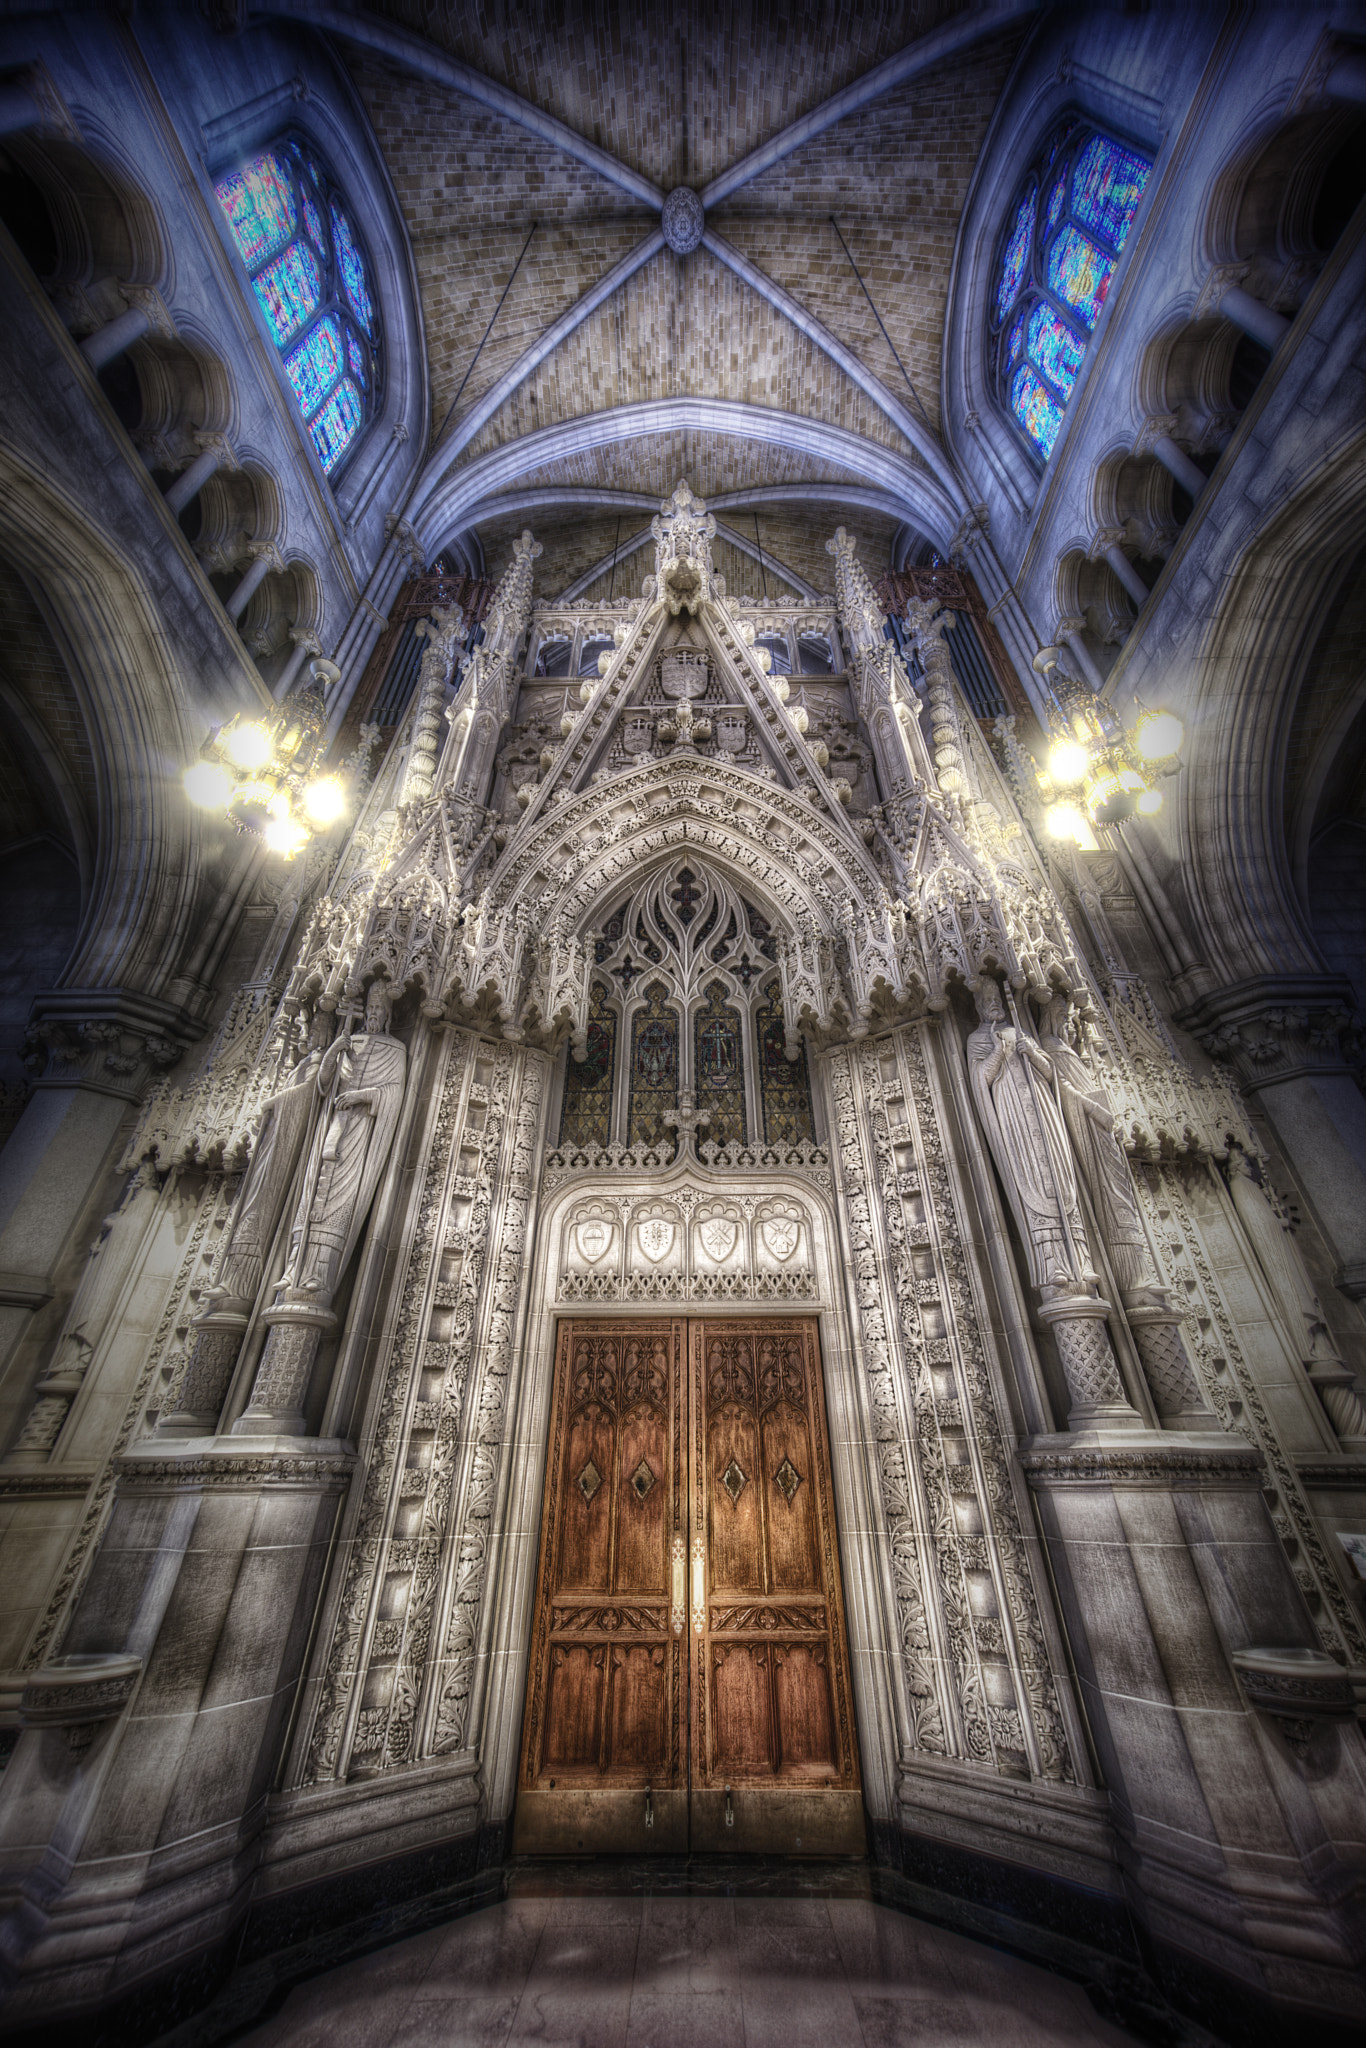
(301, 187, 328, 255)
(345, 327, 368, 385)
(995, 188, 1035, 323)
(1071, 134, 1150, 250)
(1007, 310, 1026, 364)
(1046, 224, 1114, 328)
(253, 238, 322, 344)
(1011, 363, 1064, 459)
(331, 201, 375, 334)
(215, 151, 295, 269)
(309, 378, 363, 471)
(1026, 301, 1084, 401)
(284, 315, 343, 415)
(1044, 166, 1068, 238)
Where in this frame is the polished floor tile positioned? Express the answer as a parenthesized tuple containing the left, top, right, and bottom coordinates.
(238, 1891, 1138, 2047)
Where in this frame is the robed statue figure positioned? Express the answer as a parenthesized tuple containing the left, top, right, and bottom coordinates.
(280, 978, 407, 1310)
(966, 977, 1090, 1295)
(1037, 991, 1155, 1300)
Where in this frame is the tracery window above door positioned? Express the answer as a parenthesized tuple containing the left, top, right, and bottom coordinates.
(214, 134, 382, 477)
(990, 119, 1151, 462)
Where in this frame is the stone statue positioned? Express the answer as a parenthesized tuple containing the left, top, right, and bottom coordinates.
(211, 1011, 330, 1315)
(1037, 992, 1152, 1299)
(235, 979, 407, 1435)
(278, 979, 407, 1309)
(966, 978, 1137, 1426)
(966, 978, 1090, 1294)
(1228, 1146, 1366, 1445)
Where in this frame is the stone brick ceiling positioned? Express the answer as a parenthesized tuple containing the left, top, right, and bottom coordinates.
(346, 4, 1027, 596)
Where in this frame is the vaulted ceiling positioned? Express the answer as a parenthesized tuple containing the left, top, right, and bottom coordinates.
(296, 2, 1033, 597)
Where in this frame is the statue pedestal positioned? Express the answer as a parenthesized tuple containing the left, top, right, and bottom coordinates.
(233, 1295, 336, 1437)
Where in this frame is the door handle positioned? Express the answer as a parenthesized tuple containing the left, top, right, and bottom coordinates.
(671, 1532, 686, 1637)
(645, 1785, 654, 1830)
(725, 1784, 734, 1829)
(691, 1533, 706, 1635)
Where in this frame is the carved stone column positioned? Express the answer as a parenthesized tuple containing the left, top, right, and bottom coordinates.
(1175, 976, 1366, 1298)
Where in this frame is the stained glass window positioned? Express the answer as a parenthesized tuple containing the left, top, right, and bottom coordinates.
(755, 982, 816, 1147)
(309, 379, 364, 471)
(560, 982, 616, 1148)
(214, 131, 381, 478)
(254, 241, 322, 345)
(1011, 366, 1064, 461)
(1070, 135, 1149, 247)
(995, 189, 1035, 322)
(627, 982, 679, 1156)
(694, 981, 746, 1150)
(331, 201, 376, 335)
(1026, 303, 1084, 401)
(217, 153, 295, 269)
(989, 115, 1151, 464)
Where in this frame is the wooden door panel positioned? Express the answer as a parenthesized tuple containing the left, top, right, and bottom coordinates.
(517, 1315, 862, 1857)
(688, 1317, 864, 1856)
(515, 1319, 687, 1853)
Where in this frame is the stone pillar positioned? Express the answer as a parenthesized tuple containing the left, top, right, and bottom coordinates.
(164, 432, 234, 518)
(272, 628, 321, 702)
(1052, 617, 1107, 695)
(0, 1443, 353, 2023)
(1175, 978, 1366, 1299)
(232, 1295, 334, 1436)
(1091, 529, 1150, 612)
(1022, 1436, 1366, 2028)
(1196, 265, 1291, 352)
(78, 287, 173, 373)
(225, 542, 281, 624)
(1135, 416, 1207, 500)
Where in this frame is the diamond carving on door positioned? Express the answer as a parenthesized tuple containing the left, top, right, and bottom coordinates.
(515, 1318, 863, 1856)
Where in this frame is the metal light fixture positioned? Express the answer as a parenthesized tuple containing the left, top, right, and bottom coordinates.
(183, 660, 354, 857)
(1030, 647, 1184, 839)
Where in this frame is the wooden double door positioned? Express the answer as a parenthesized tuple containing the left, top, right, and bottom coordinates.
(514, 1317, 864, 1856)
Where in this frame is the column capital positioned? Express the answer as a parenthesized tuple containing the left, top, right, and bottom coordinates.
(1088, 526, 1127, 560)
(1054, 615, 1087, 642)
(192, 429, 237, 469)
(1133, 414, 1180, 459)
(1173, 975, 1363, 1092)
(288, 626, 322, 654)
(21, 988, 194, 1099)
(1195, 263, 1249, 322)
(246, 538, 285, 573)
(118, 282, 175, 342)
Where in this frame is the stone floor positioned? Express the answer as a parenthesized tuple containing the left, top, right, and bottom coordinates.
(238, 1889, 1138, 2047)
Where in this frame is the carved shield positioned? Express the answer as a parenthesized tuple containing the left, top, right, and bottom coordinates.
(715, 710, 747, 754)
(699, 1217, 737, 1262)
(622, 712, 654, 756)
(638, 1218, 675, 1263)
(575, 1219, 612, 1265)
(760, 1217, 800, 1262)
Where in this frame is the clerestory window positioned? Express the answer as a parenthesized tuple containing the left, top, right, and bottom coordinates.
(990, 119, 1151, 463)
(214, 134, 382, 477)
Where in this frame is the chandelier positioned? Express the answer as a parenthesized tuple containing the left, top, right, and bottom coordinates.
(182, 661, 353, 857)
(1031, 651, 1182, 843)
